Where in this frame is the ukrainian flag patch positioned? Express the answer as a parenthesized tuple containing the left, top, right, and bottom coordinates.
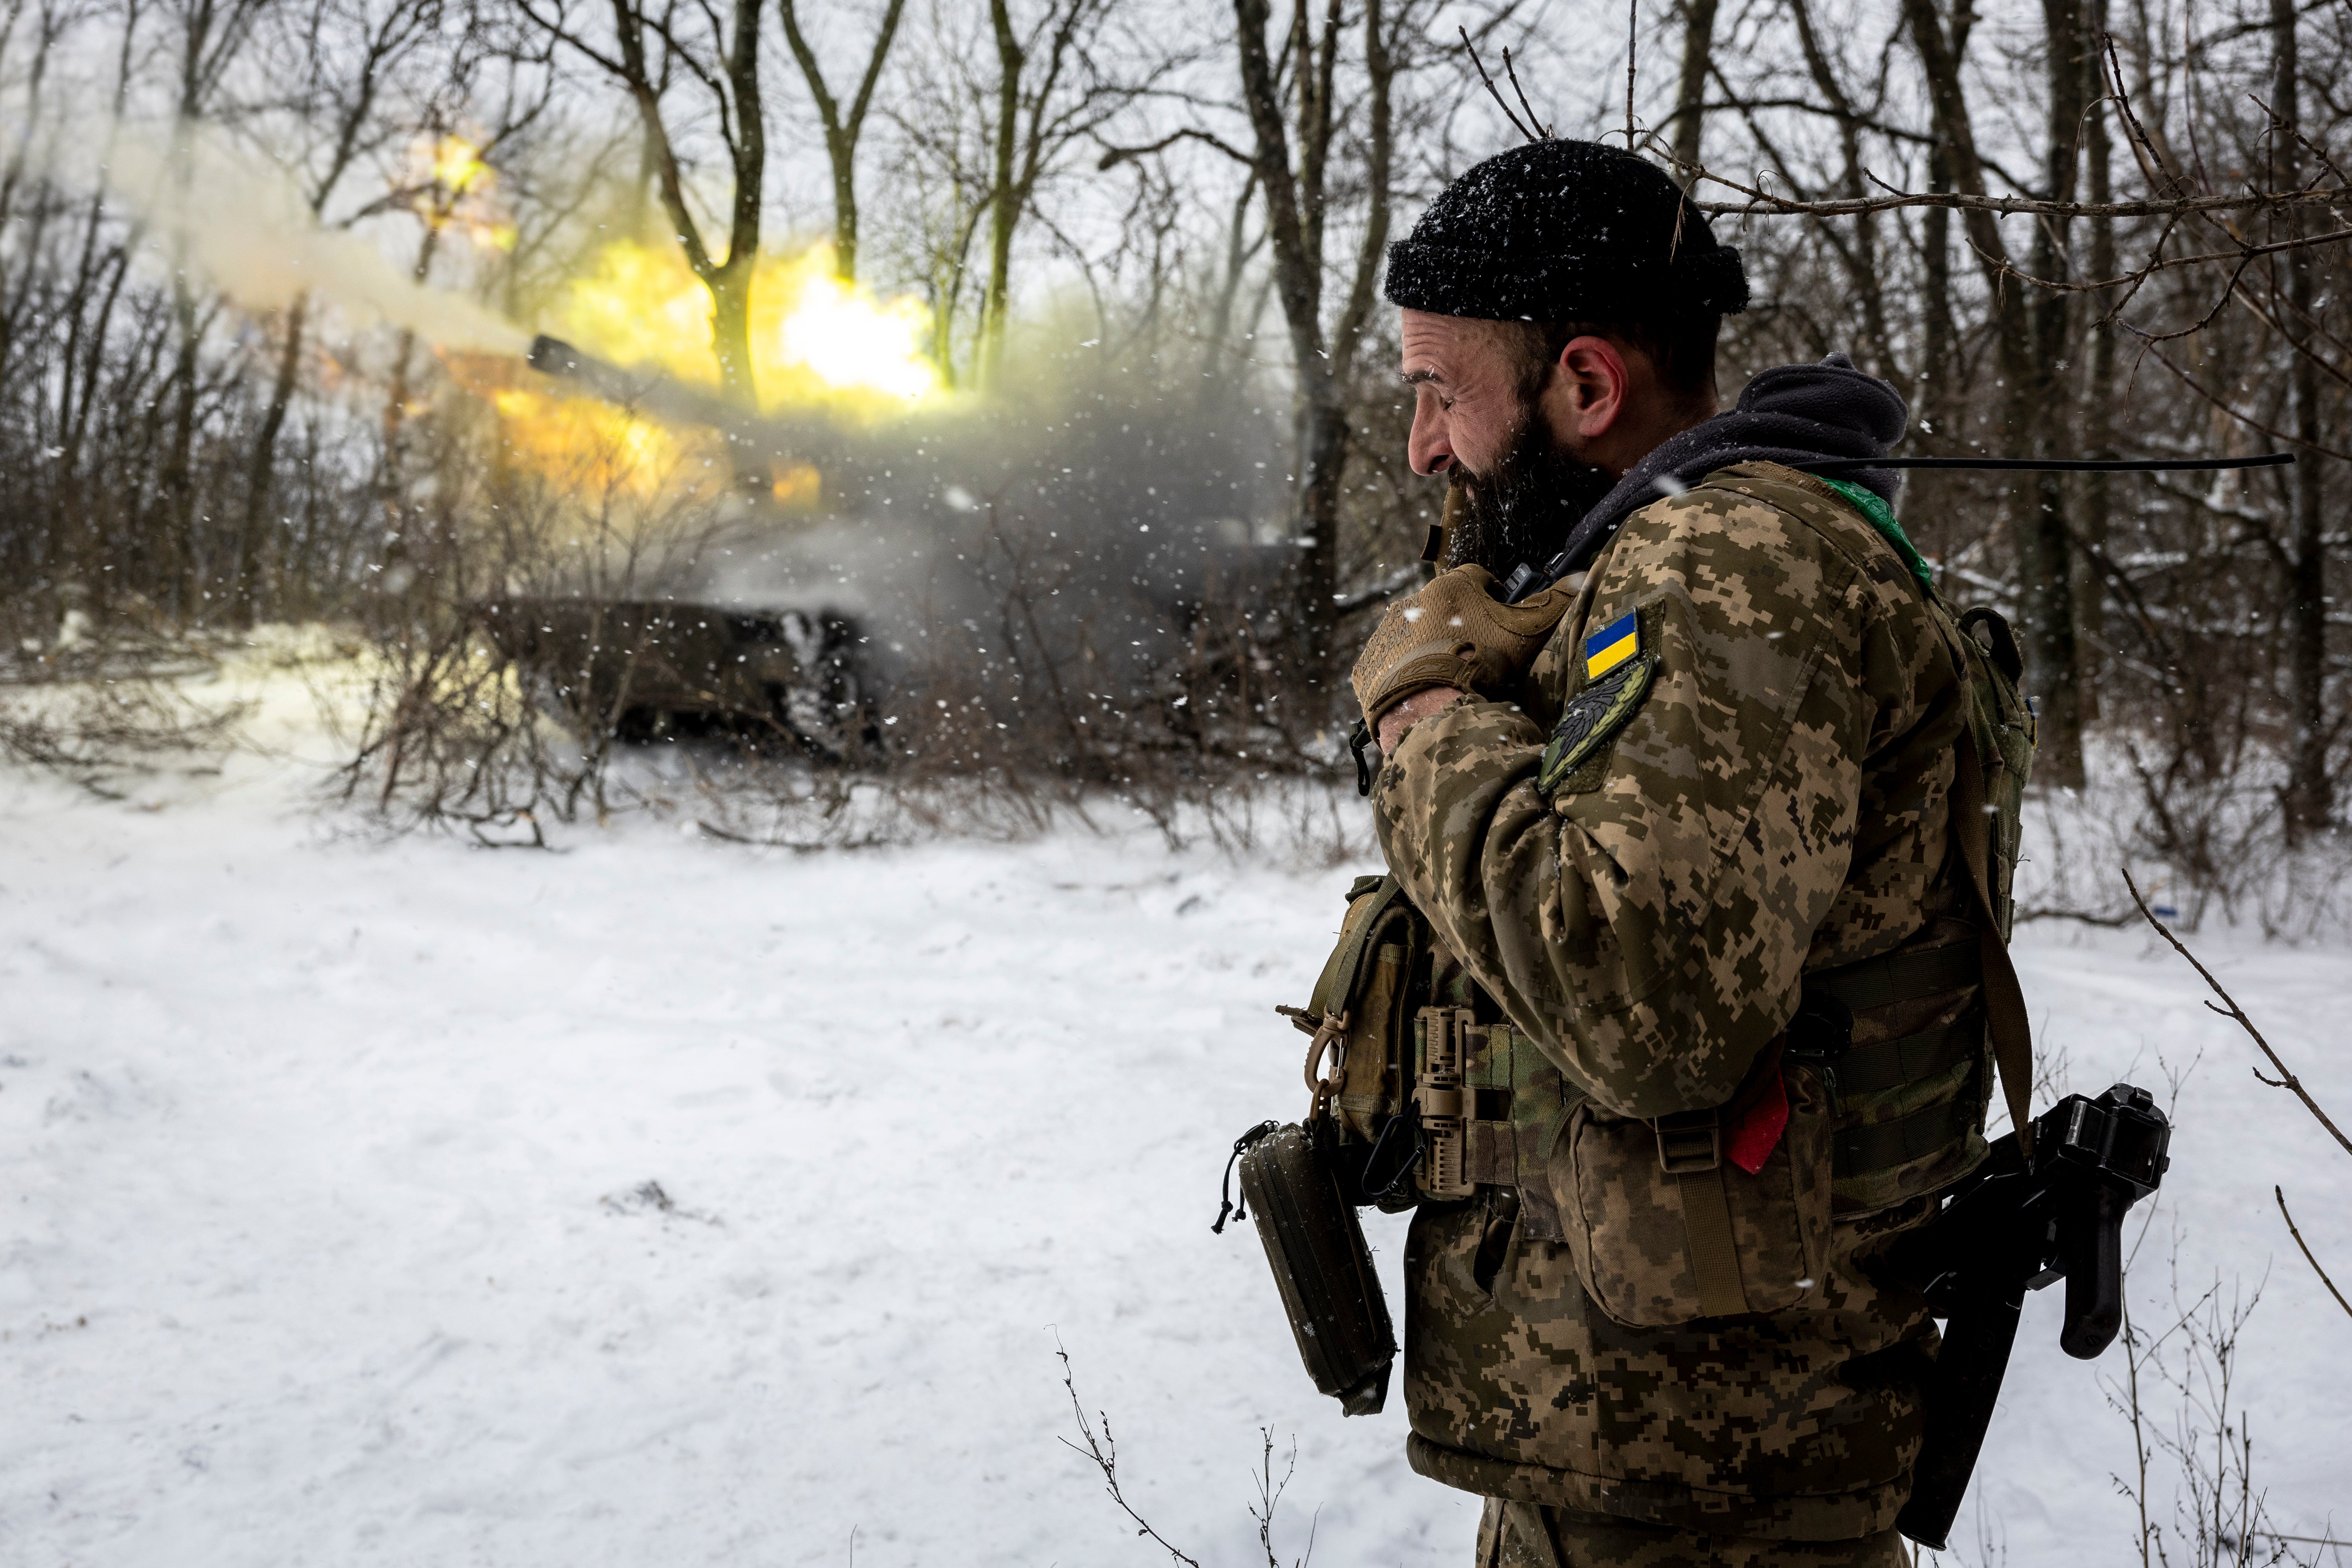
(1583, 609, 1640, 678)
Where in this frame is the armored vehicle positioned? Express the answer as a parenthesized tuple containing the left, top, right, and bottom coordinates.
(479, 597, 873, 758)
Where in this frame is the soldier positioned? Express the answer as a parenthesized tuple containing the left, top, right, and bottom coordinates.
(1348, 139, 2023, 1566)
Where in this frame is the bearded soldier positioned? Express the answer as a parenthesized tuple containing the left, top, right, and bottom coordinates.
(1335, 138, 2037, 1567)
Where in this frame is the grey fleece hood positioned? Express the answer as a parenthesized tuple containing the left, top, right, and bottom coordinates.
(1503, 353, 1909, 601)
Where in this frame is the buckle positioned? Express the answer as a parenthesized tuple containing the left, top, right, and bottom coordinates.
(1655, 1110, 1722, 1174)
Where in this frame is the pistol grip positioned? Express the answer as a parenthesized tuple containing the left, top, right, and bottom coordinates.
(2059, 1182, 2127, 1359)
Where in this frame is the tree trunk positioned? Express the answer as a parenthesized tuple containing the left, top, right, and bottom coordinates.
(2272, 0, 2332, 839)
(236, 290, 306, 626)
(2077, 0, 2116, 720)
(1294, 392, 1348, 642)
(1903, 0, 2085, 785)
(707, 260, 759, 414)
(1669, 0, 1720, 180)
(162, 287, 201, 622)
(2014, 0, 2087, 786)
(981, 0, 1022, 389)
(1232, 0, 1339, 655)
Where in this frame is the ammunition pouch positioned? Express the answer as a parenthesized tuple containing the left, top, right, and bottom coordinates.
(1232, 1121, 1396, 1415)
(1552, 1068, 1838, 1326)
(1284, 875, 1429, 1152)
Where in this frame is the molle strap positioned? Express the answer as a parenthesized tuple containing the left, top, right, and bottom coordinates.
(1419, 1020, 1575, 1243)
(1831, 1011, 1986, 1097)
(1804, 942, 1980, 1013)
(1462, 1089, 1516, 1187)
(1834, 1094, 1980, 1177)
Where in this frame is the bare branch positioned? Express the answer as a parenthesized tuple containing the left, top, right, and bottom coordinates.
(1691, 162, 2346, 220)
(2123, 867, 2352, 1157)
(2274, 1186, 2352, 1322)
(1098, 127, 1256, 169)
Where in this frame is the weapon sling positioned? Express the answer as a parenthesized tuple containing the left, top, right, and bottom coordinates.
(1948, 740, 2036, 1154)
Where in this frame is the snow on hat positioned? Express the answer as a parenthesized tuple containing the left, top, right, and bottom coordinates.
(1383, 140, 1750, 323)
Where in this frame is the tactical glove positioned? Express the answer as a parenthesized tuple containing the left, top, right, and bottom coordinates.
(1348, 564, 1578, 730)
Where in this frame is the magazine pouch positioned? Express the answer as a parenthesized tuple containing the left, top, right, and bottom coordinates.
(1548, 1053, 1837, 1327)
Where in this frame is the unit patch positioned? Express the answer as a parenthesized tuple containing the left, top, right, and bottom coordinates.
(1536, 652, 1656, 797)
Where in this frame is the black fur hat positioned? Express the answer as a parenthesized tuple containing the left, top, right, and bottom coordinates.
(1383, 140, 1749, 322)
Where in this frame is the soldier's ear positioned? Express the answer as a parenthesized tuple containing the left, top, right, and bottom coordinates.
(1551, 335, 1630, 439)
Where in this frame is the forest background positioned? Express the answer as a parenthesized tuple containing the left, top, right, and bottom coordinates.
(0, 0, 2347, 917)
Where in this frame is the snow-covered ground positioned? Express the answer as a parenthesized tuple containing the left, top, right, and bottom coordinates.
(3, 667, 2347, 1566)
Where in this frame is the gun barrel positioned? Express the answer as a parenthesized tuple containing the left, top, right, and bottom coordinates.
(523, 334, 851, 470)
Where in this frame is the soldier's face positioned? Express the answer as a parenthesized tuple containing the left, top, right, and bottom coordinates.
(1402, 312, 1615, 572)
(1401, 311, 1530, 479)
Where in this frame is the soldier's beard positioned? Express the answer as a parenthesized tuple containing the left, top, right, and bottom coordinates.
(1444, 411, 1616, 576)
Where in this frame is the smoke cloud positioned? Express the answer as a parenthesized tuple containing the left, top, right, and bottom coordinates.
(60, 116, 528, 355)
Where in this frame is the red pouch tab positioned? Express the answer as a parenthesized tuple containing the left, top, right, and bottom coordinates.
(1725, 1067, 1789, 1175)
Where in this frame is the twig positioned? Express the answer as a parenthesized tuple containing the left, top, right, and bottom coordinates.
(2118, 335, 2352, 461)
(2123, 866, 2352, 1157)
(1623, 0, 1637, 148)
(2015, 905, 2140, 928)
(1500, 48, 1549, 140)
(1250, 1427, 1310, 1568)
(1980, 225, 2352, 296)
(1458, 27, 1536, 143)
(1055, 1336, 1203, 1568)
(2274, 1185, 2352, 1322)
(690, 818, 887, 853)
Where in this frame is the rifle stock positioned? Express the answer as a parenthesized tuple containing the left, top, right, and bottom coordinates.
(1893, 1083, 2171, 1550)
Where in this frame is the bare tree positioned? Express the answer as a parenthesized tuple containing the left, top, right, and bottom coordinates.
(2265, 0, 2332, 841)
(231, 0, 459, 624)
(157, 0, 274, 622)
(1227, 0, 1412, 658)
(975, 0, 1131, 388)
(779, 0, 909, 283)
(1898, 0, 2087, 785)
(518, 0, 768, 413)
(1664, 0, 1717, 180)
